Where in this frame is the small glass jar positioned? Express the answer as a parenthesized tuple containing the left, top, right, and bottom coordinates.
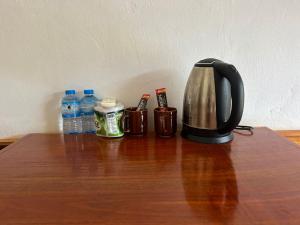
(94, 98, 125, 138)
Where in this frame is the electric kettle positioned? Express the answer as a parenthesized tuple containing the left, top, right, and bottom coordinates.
(181, 58, 244, 144)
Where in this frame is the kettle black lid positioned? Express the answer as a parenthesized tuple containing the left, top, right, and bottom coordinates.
(194, 58, 223, 67)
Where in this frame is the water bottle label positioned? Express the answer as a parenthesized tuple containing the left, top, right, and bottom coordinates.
(81, 111, 94, 116)
(62, 102, 80, 118)
(80, 106, 95, 116)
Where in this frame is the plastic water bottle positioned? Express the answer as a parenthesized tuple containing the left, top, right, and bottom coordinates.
(80, 89, 99, 133)
(61, 90, 82, 134)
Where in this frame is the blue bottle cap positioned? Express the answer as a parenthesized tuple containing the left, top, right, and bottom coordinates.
(84, 89, 94, 95)
(65, 90, 76, 95)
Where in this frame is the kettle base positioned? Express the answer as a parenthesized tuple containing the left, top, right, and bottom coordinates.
(181, 131, 233, 144)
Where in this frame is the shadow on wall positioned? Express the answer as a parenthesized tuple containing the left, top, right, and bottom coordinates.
(115, 70, 183, 130)
(44, 91, 64, 133)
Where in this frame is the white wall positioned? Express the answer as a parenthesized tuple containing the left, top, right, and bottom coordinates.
(0, 0, 300, 137)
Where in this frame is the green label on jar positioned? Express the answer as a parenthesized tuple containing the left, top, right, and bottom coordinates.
(95, 110, 124, 137)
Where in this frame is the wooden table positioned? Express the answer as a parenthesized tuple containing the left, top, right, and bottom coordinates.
(1, 128, 300, 225)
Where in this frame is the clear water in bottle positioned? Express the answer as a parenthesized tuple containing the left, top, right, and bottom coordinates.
(61, 90, 82, 134)
(80, 89, 99, 133)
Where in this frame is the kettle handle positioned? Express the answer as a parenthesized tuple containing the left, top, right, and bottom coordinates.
(213, 61, 244, 134)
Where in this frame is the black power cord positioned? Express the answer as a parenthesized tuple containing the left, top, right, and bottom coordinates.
(234, 125, 254, 136)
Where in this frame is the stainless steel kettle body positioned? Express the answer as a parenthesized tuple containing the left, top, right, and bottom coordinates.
(181, 58, 244, 144)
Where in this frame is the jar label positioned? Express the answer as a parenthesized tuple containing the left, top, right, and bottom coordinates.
(95, 110, 124, 137)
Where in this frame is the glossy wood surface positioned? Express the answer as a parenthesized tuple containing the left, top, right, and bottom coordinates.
(2, 130, 300, 146)
(1, 127, 300, 224)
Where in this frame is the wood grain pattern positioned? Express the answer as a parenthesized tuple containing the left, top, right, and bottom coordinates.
(0, 135, 22, 150)
(278, 130, 300, 145)
(2, 130, 300, 146)
(1, 128, 300, 224)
